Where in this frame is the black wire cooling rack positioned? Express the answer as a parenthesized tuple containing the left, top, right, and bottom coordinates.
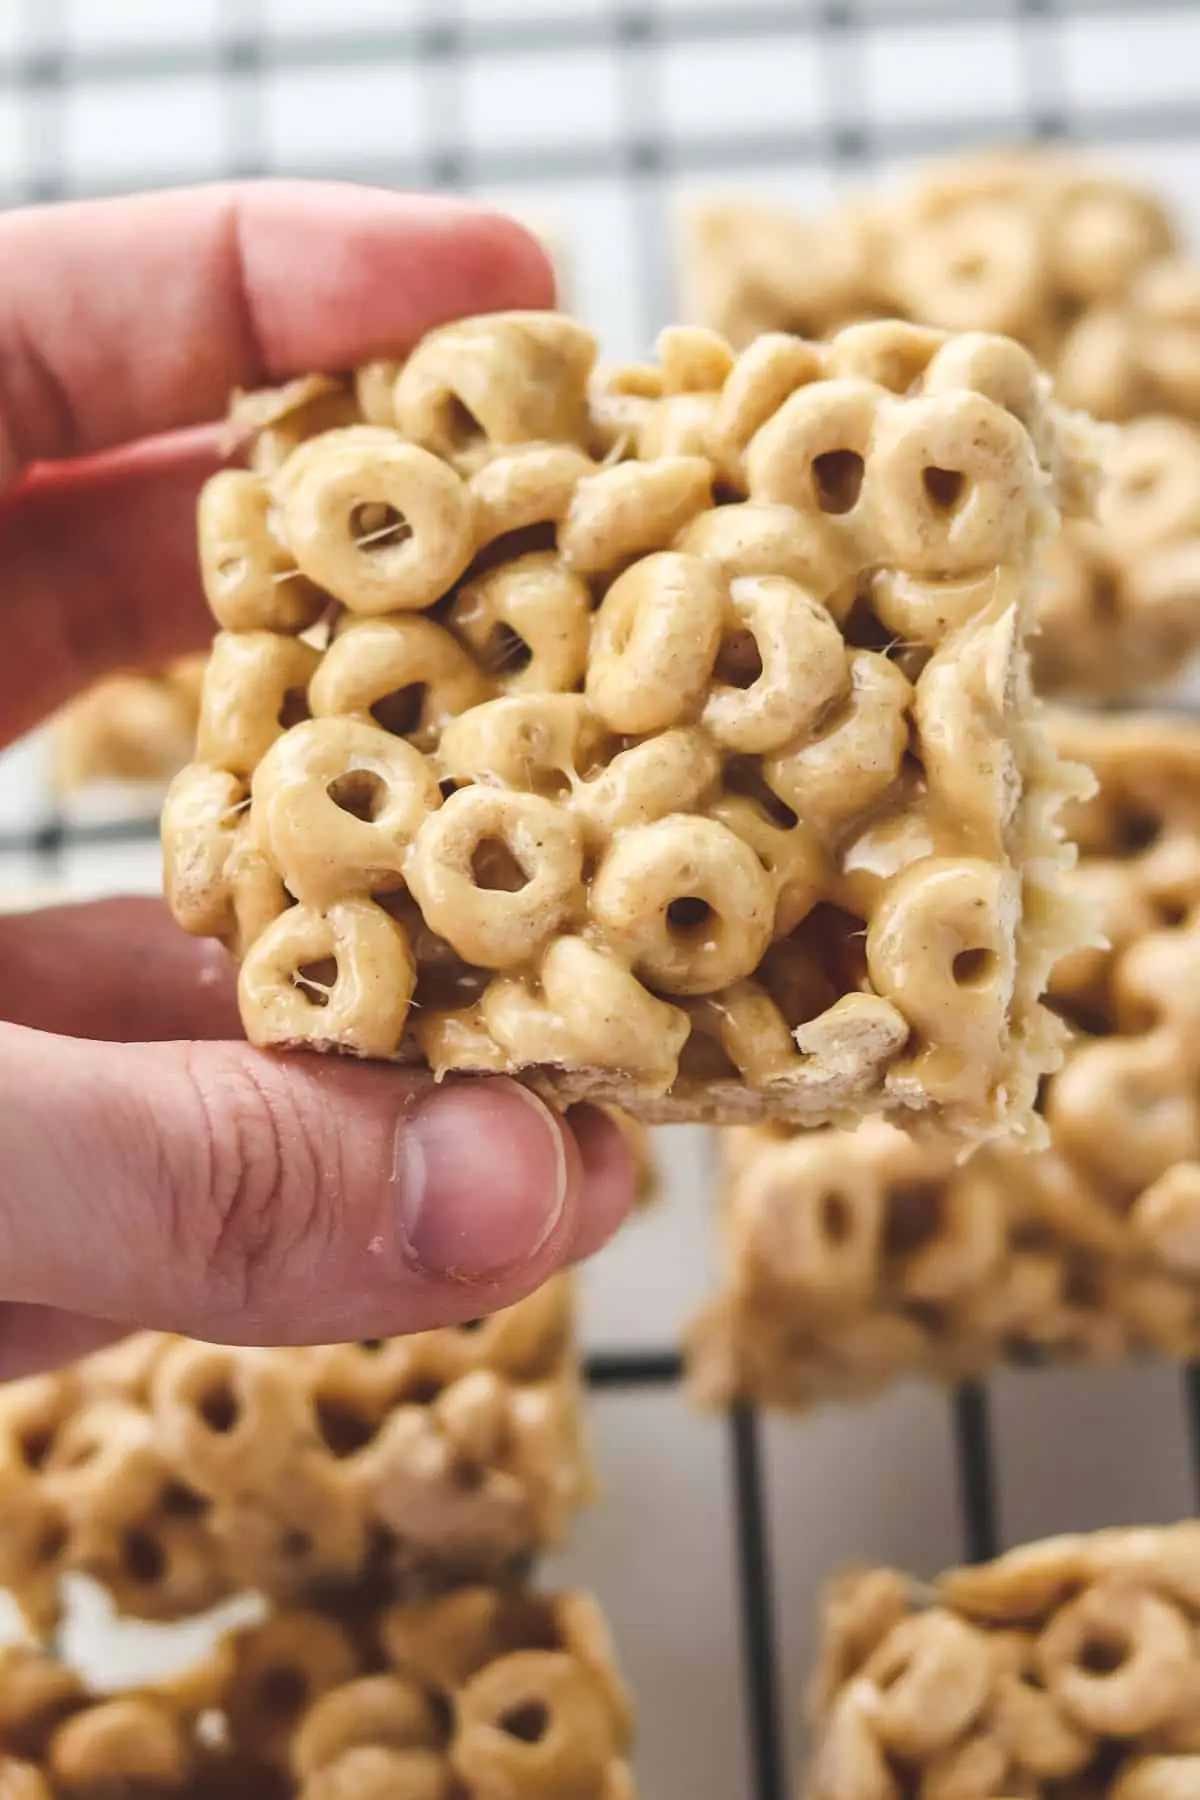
(4, 3, 1200, 1796)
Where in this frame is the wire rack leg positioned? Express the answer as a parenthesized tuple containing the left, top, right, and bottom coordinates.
(952, 1382, 1000, 1565)
(729, 1403, 787, 1800)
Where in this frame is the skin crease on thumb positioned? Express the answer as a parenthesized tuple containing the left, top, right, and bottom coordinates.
(0, 1023, 633, 1345)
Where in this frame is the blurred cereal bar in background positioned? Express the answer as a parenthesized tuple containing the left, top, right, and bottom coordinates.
(805, 1522, 1200, 1799)
(0, 1279, 589, 1637)
(689, 711, 1200, 1409)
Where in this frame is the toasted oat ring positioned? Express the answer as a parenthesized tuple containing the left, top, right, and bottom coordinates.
(586, 551, 724, 734)
(452, 1650, 621, 1800)
(702, 574, 847, 754)
(558, 457, 713, 576)
(198, 469, 325, 634)
(867, 391, 1037, 577)
(406, 787, 584, 969)
(744, 378, 882, 538)
(291, 1674, 442, 1778)
(252, 717, 440, 906)
(589, 815, 774, 996)
(309, 615, 490, 750)
(280, 434, 475, 614)
(505, 935, 689, 1083)
(764, 651, 912, 838)
(866, 856, 1016, 1102)
(468, 444, 595, 547)
(574, 729, 721, 841)
(861, 1609, 992, 1758)
(238, 898, 416, 1057)
(196, 631, 320, 778)
(437, 695, 605, 800)
(449, 552, 591, 696)
(1037, 1581, 1195, 1738)
(161, 764, 246, 937)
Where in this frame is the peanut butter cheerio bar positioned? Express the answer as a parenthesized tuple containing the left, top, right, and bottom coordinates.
(689, 712, 1200, 1409)
(162, 310, 1098, 1135)
(806, 1525, 1200, 1800)
(0, 1278, 589, 1635)
(0, 1579, 636, 1799)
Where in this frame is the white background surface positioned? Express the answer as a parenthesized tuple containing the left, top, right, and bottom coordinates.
(1, 2, 1200, 1794)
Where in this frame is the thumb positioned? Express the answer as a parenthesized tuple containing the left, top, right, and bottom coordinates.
(0, 1024, 633, 1344)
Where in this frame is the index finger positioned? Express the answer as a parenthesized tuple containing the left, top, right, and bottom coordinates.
(0, 181, 556, 477)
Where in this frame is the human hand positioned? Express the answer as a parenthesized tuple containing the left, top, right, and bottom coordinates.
(0, 183, 635, 1377)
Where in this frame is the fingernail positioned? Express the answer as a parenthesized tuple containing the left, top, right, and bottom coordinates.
(394, 1079, 569, 1282)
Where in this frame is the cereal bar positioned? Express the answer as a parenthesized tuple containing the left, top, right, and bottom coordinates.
(1035, 417, 1200, 699)
(162, 310, 1097, 1135)
(683, 148, 1174, 386)
(53, 657, 206, 794)
(806, 1524, 1200, 1799)
(0, 1278, 589, 1634)
(689, 712, 1200, 1408)
(0, 1579, 635, 1798)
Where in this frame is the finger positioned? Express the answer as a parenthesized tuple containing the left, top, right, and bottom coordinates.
(0, 897, 239, 1041)
(0, 430, 217, 737)
(0, 1306, 124, 1381)
(565, 1106, 639, 1264)
(0, 1028, 635, 1345)
(0, 183, 555, 478)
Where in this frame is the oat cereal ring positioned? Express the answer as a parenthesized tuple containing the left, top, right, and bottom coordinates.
(309, 614, 490, 749)
(569, 729, 718, 844)
(915, 613, 1022, 848)
(1131, 1163, 1200, 1274)
(1047, 1035, 1200, 1199)
(291, 1675, 443, 1779)
(161, 764, 246, 938)
(1052, 175, 1175, 302)
(706, 794, 825, 936)
(989, 1659, 1094, 1780)
(487, 935, 689, 1087)
(251, 717, 440, 906)
(1112, 1756, 1200, 1798)
(701, 575, 847, 754)
(469, 444, 596, 547)
(657, 323, 736, 395)
(1100, 416, 1200, 550)
(0, 1763, 51, 1800)
(860, 1610, 992, 1758)
(764, 651, 912, 841)
(867, 391, 1038, 577)
(825, 320, 945, 395)
(299, 1747, 453, 1800)
(239, 896, 416, 1056)
(674, 500, 857, 617)
(588, 815, 774, 995)
(745, 378, 881, 542)
(437, 695, 606, 801)
(886, 192, 1044, 340)
(354, 358, 404, 426)
(707, 335, 826, 475)
(198, 469, 326, 635)
(923, 331, 1044, 438)
(392, 312, 597, 463)
(152, 1342, 316, 1495)
(558, 456, 713, 576)
(1037, 1581, 1195, 1737)
(452, 1650, 624, 1800)
(866, 857, 1016, 1105)
(226, 1610, 361, 1768)
(585, 550, 724, 734)
(918, 1728, 1012, 1800)
(279, 432, 475, 613)
(406, 786, 584, 969)
(0, 1649, 86, 1760)
(449, 551, 591, 695)
(806, 1679, 899, 1800)
(196, 631, 320, 777)
(48, 1698, 191, 1796)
